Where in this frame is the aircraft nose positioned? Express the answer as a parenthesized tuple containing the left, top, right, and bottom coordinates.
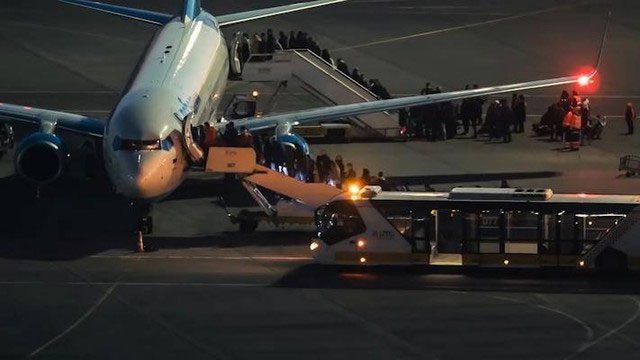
(118, 152, 171, 199)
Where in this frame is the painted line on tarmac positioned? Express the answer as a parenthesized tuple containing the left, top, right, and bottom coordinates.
(89, 254, 312, 261)
(564, 296, 640, 360)
(332, 2, 590, 52)
(27, 283, 117, 358)
(491, 294, 595, 347)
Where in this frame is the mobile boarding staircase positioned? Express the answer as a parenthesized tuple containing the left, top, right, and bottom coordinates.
(206, 146, 344, 232)
(241, 50, 400, 137)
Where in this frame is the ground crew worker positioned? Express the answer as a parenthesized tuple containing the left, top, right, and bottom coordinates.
(563, 106, 582, 150)
(625, 103, 636, 135)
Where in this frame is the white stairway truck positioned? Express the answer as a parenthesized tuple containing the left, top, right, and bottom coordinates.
(206, 146, 344, 233)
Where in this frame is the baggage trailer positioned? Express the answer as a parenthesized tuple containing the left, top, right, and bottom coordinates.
(619, 155, 640, 177)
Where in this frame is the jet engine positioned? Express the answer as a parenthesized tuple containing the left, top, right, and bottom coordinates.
(14, 132, 68, 185)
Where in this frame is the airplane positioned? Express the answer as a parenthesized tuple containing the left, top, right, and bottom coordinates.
(0, 0, 602, 235)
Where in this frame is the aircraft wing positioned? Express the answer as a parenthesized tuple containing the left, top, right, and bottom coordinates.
(59, 0, 174, 26)
(0, 103, 104, 138)
(216, 0, 347, 27)
(228, 73, 593, 132)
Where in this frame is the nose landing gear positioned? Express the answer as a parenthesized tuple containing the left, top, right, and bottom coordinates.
(132, 203, 154, 253)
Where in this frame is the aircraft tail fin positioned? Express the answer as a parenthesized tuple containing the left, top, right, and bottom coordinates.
(59, 0, 174, 26)
(216, 0, 346, 27)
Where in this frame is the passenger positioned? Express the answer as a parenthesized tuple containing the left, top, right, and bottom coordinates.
(460, 85, 471, 135)
(262, 134, 273, 168)
(513, 94, 526, 133)
(498, 98, 513, 143)
(377, 171, 387, 188)
(253, 133, 264, 164)
(345, 162, 357, 181)
(361, 168, 372, 185)
(625, 102, 636, 135)
(328, 160, 341, 187)
(441, 100, 456, 139)
(335, 155, 345, 180)
(351, 67, 362, 83)
(336, 58, 349, 75)
(420, 82, 432, 95)
(250, 33, 262, 55)
(257, 32, 268, 53)
(483, 100, 500, 139)
(238, 126, 253, 147)
(288, 30, 297, 49)
(306, 157, 316, 183)
(321, 49, 334, 67)
(308, 36, 321, 55)
(315, 150, 331, 182)
(295, 31, 306, 49)
(278, 31, 289, 50)
(223, 121, 239, 147)
(471, 84, 485, 137)
(201, 122, 219, 150)
(266, 29, 278, 53)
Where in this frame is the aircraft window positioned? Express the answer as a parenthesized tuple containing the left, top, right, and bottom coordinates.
(114, 136, 162, 151)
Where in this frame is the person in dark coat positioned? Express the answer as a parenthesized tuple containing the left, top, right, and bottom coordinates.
(498, 99, 513, 143)
(625, 102, 636, 135)
(288, 31, 297, 49)
(315, 150, 331, 182)
(484, 100, 499, 139)
(278, 31, 288, 50)
(460, 85, 471, 135)
(513, 94, 526, 133)
(336, 58, 349, 75)
(321, 49, 333, 65)
(361, 168, 372, 185)
(223, 121, 238, 147)
(441, 101, 456, 139)
(471, 84, 485, 137)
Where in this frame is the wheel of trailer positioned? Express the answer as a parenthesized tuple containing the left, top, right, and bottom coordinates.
(239, 219, 258, 234)
(596, 247, 628, 273)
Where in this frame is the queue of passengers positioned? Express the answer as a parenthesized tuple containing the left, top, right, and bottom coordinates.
(313, 150, 388, 190)
(400, 82, 527, 143)
(237, 29, 392, 100)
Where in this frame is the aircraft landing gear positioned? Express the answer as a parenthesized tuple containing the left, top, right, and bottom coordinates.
(132, 203, 154, 253)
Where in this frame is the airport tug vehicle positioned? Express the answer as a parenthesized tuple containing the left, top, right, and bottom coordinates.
(311, 186, 640, 271)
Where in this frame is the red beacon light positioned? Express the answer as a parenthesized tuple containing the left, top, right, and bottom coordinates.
(578, 75, 590, 86)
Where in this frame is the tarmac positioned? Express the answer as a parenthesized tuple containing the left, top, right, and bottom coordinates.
(3, 0, 640, 359)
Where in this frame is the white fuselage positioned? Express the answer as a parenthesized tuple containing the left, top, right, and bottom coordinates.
(103, 12, 228, 201)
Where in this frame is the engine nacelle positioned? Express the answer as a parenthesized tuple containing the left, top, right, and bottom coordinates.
(14, 132, 67, 185)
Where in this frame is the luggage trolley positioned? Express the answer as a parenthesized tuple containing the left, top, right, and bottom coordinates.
(619, 155, 640, 177)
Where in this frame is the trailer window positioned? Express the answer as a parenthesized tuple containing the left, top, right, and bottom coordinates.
(505, 211, 538, 254)
(316, 201, 365, 245)
(479, 210, 501, 254)
(438, 210, 463, 253)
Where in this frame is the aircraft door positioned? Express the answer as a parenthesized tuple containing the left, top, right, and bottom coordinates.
(224, 95, 257, 120)
(229, 31, 250, 77)
(181, 113, 205, 164)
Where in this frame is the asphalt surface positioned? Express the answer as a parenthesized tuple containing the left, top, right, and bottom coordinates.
(3, 0, 640, 359)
